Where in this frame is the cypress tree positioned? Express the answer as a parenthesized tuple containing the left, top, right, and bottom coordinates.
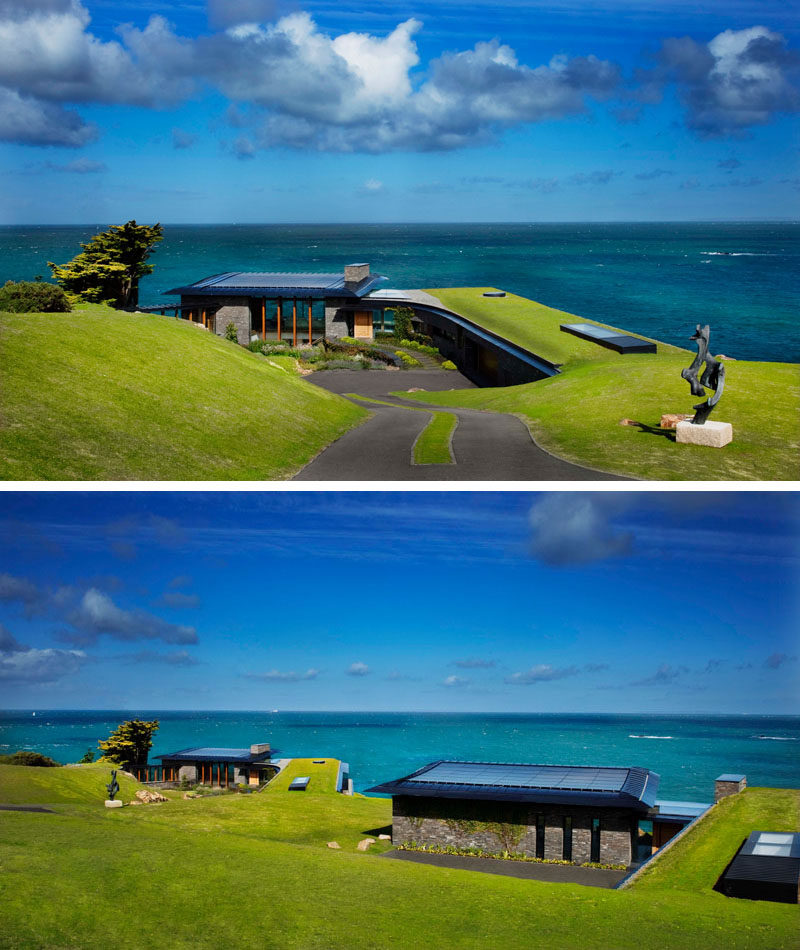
(48, 220, 163, 309)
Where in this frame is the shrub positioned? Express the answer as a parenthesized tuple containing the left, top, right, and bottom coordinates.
(393, 306, 415, 341)
(0, 280, 71, 313)
(395, 351, 422, 368)
(398, 338, 439, 356)
(0, 750, 60, 767)
(318, 358, 367, 370)
(224, 322, 239, 343)
(78, 748, 95, 764)
(442, 360, 457, 370)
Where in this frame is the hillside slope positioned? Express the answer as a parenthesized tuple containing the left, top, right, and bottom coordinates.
(0, 306, 366, 480)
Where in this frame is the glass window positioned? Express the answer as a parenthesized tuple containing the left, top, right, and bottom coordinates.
(563, 817, 572, 861)
(535, 814, 545, 859)
(591, 818, 601, 863)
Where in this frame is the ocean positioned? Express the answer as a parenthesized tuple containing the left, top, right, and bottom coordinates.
(1, 222, 797, 363)
(2, 710, 798, 802)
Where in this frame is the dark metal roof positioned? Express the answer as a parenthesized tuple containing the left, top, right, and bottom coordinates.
(165, 271, 387, 299)
(723, 832, 800, 885)
(367, 760, 660, 810)
(156, 746, 278, 763)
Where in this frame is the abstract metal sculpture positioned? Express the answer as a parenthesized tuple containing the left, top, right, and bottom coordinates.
(681, 324, 725, 425)
(106, 769, 120, 801)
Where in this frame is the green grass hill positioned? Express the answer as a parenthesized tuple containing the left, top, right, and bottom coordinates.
(0, 762, 797, 949)
(0, 305, 366, 480)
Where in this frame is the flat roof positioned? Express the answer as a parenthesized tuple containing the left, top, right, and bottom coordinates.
(165, 271, 387, 299)
(654, 799, 711, 822)
(723, 831, 800, 887)
(156, 746, 278, 763)
(560, 322, 658, 354)
(717, 773, 746, 782)
(368, 760, 660, 810)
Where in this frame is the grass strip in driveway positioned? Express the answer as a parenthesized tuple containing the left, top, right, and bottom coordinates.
(346, 393, 457, 464)
(413, 411, 457, 464)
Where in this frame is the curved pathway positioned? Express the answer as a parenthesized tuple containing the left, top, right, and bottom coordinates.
(294, 368, 625, 481)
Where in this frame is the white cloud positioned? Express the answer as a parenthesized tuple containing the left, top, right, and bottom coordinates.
(347, 661, 370, 676)
(654, 25, 800, 137)
(443, 674, 469, 687)
(66, 588, 198, 645)
(528, 494, 633, 565)
(243, 668, 320, 681)
(0, 646, 85, 683)
(506, 664, 579, 685)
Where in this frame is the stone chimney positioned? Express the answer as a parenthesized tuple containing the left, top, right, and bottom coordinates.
(344, 263, 370, 284)
(715, 773, 746, 803)
(250, 742, 271, 756)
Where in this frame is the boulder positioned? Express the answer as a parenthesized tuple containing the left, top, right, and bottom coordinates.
(660, 413, 691, 429)
(135, 789, 168, 804)
(357, 838, 376, 851)
(327, 841, 341, 849)
(378, 834, 391, 840)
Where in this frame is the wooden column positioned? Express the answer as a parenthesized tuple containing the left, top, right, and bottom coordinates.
(308, 299, 312, 344)
(261, 298, 266, 340)
(277, 299, 282, 341)
(292, 298, 297, 346)
(202, 309, 207, 327)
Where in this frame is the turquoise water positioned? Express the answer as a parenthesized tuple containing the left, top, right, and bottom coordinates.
(2, 710, 798, 801)
(0, 222, 797, 362)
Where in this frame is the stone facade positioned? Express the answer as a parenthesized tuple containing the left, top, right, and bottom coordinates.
(324, 298, 352, 339)
(715, 775, 747, 802)
(392, 796, 638, 866)
(182, 294, 251, 344)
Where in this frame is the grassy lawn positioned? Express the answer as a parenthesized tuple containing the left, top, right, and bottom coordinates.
(0, 305, 366, 480)
(426, 287, 685, 368)
(401, 290, 799, 480)
(1, 765, 797, 949)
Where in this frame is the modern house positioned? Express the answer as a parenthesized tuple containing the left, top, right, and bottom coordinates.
(368, 760, 665, 867)
(162, 262, 653, 387)
(717, 831, 800, 904)
(141, 741, 280, 787)
(164, 263, 387, 346)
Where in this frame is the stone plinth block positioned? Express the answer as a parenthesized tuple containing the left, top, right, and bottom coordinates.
(676, 420, 733, 448)
(104, 800, 123, 808)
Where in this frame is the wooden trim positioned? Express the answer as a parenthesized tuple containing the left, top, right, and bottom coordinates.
(292, 298, 297, 346)
(277, 299, 282, 341)
(261, 298, 266, 340)
(308, 299, 312, 344)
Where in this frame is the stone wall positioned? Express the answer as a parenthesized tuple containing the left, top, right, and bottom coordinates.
(182, 295, 250, 344)
(324, 299, 351, 339)
(392, 796, 637, 866)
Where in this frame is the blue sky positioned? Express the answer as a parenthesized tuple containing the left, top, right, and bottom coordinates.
(0, 0, 797, 222)
(0, 491, 797, 713)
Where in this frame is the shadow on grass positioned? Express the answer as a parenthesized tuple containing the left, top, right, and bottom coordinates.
(628, 421, 677, 442)
(363, 825, 392, 837)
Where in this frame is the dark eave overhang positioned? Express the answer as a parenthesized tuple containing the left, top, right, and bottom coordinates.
(367, 760, 660, 811)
